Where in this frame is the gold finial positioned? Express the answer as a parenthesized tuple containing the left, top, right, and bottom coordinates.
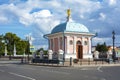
(67, 9, 71, 17)
(67, 9, 71, 22)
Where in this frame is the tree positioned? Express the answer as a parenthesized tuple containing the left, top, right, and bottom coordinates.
(36, 48, 48, 55)
(0, 35, 5, 55)
(96, 42, 108, 53)
(1, 32, 28, 55)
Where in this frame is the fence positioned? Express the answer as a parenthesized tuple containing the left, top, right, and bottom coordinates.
(63, 58, 120, 67)
(28, 57, 118, 67)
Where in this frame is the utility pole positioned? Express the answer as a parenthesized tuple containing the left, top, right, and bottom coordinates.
(112, 30, 116, 62)
(26, 35, 31, 63)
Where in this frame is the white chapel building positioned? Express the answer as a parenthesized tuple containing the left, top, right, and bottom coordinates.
(44, 9, 95, 59)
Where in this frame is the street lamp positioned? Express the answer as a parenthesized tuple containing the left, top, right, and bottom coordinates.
(26, 35, 30, 62)
(112, 30, 116, 61)
(9, 36, 14, 60)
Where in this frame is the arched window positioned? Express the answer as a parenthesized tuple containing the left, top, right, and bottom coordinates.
(69, 40, 73, 45)
(84, 41, 88, 45)
(77, 41, 81, 45)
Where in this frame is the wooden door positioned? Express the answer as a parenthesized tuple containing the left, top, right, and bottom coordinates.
(76, 44, 83, 59)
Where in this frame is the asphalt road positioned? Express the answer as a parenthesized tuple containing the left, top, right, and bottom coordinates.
(0, 62, 120, 80)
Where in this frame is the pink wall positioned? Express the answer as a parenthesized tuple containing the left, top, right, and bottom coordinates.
(82, 38, 89, 54)
(60, 37, 62, 50)
(54, 38, 58, 52)
(50, 39, 53, 50)
(50, 36, 89, 54)
(67, 36, 74, 53)
(83, 46, 88, 54)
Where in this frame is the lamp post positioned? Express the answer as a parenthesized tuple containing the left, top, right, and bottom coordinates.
(9, 36, 13, 60)
(112, 30, 116, 62)
(26, 35, 30, 62)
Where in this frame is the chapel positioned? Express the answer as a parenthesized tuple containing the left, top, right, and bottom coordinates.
(44, 9, 95, 59)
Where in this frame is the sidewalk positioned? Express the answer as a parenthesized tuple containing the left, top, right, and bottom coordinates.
(29, 60, 120, 68)
(65, 59, 120, 67)
(1, 57, 120, 68)
(0, 60, 21, 64)
(73, 63, 120, 67)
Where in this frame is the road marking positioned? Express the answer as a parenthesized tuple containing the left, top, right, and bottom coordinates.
(97, 66, 103, 72)
(9, 72, 36, 80)
(81, 68, 91, 70)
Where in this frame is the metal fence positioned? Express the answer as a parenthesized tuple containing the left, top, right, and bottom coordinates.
(64, 58, 120, 67)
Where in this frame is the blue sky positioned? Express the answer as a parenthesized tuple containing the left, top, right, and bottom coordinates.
(0, 0, 120, 49)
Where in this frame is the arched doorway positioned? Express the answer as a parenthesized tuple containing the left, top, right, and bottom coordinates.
(76, 41, 83, 59)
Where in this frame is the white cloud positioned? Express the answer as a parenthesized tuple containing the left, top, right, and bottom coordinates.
(32, 10, 52, 18)
(19, 13, 33, 26)
(0, 16, 8, 23)
(1, 0, 120, 48)
(99, 13, 106, 21)
(68, 0, 101, 19)
(31, 9, 60, 33)
(93, 37, 105, 44)
(109, 0, 116, 5)
(92, 37, 111, 45)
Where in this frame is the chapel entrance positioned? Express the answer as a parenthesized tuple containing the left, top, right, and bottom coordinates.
(76, 41, 83, 59)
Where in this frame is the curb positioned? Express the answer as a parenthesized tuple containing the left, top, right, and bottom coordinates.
(73, 63, 120, 67)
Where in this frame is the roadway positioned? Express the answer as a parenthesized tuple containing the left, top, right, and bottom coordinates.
(0, 62, 120, 80)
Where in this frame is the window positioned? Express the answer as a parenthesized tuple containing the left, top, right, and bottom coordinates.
(77, 41, 81, 45)
(69, 40, 73, 45)
(84, 41, 88, 45)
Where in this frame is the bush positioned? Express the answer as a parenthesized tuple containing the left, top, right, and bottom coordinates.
(73, 59, 79, 63)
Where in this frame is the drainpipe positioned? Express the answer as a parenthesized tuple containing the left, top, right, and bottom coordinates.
(63, 31, 65, 61)
(43, 35, 50, 50)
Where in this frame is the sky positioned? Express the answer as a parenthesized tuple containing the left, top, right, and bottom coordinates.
(0, 0, 120, 49)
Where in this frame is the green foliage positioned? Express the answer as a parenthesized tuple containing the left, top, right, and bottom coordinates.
(36, 48, 48, 55)
(96, 42, 108, 53)
(0, 32, 28, 55)
(0, 35, 5, 55)
(0, 35, 6, 55)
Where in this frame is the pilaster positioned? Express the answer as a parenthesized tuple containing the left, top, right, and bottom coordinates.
(73, 36, 76, 54)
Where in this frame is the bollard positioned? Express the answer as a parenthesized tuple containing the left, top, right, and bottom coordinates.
(102, 58, 104, 64)
(21, 57, 23, 63)
(88, 58, 90, 65)
(80, 59, 82, 65)
(95, 60, 97, 65)
(25, 57, 27, 63)
(9, 55, 12, 60)
(70, 57, 72, 66)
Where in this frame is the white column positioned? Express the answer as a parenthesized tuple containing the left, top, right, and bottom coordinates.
(81, 37, 84, 55)
(67, 36, 69, 54)
(88, 37, 91, 54)
(48, 50, 53, 59)
(82, 37, 84, 46)
(13, 44, 16, 56)
(73, 36, 76, 54)
(5, 46, 7, 56)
